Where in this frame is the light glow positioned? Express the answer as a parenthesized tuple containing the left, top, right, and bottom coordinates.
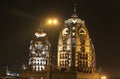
(47, 18, 58, 25)
(53, 19, 58, 25)
(101, 76, 107, 79)
(48, 19, 52, 24)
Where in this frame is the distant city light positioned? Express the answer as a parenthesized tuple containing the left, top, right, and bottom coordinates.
(101, 76, 107, 79)
(7, 71, 19, 77)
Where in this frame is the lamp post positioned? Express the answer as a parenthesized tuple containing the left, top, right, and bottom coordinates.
(46, 18, 59, 79)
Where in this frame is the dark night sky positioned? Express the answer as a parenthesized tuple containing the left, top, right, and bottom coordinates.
(0, 0, 119, 79)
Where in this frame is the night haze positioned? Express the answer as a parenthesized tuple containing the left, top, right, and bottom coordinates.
(0, 0, 119, 79)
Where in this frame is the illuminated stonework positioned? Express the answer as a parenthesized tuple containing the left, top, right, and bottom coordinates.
(20, 6, 100, 79)
(29, 29, 51, 71)
(57, 10, 96, 73)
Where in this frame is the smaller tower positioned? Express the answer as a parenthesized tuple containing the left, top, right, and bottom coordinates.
(29, 29, 51, 71)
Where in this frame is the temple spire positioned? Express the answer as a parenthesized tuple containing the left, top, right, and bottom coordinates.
(73, 3, 77, 13)
(71, 3, 78, 18)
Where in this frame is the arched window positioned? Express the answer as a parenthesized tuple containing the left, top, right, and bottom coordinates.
(81, 39, 85, 45)
(86, 61, 88, 67)
(65, 54, 68, 58)
(81, 47, 85, 52)
(60, 54, 62, 59)
(86, 54, 88, 59)
(63, 39, 67, 45)
(63, 46, 67, 51)
(83, 54, 85, 59)
(79, 54, 82, 59)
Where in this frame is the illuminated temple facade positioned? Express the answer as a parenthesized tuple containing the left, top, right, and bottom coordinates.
(57, 9, 96, 73)
(29, 29, 51, 71)
(20, 7, 100, 79)
(56, 8, 99, 79)
(20, 30, 51, 79)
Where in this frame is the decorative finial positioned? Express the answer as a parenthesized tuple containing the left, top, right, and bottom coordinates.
(73, 3, 77, 13)
(71, 3, 78, 18)
(37, 29, 43, 33)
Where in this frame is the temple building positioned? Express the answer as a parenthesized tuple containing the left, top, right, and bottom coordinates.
(20, 6, 100, 79)
(56, 6, 99, 79)
(20, 30, 51, 79)
(57, 10, 96, 72)
(29, 29, 51, 72)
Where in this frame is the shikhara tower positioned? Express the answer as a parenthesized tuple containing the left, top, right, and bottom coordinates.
(57, 6, 96, 73)
(29, 29, 51, 71)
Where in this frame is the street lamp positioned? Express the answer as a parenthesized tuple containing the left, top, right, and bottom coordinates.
(46, 18, 59, 79)
(47, 18, 58, 26)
